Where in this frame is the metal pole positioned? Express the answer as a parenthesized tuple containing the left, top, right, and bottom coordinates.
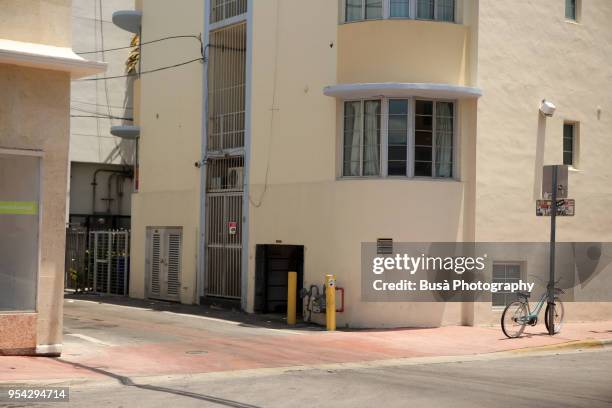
(548, 166, 557, 335)
(287, 271, 297, 325)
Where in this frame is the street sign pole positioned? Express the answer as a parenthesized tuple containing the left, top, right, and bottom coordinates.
(548, 167, 558, 336)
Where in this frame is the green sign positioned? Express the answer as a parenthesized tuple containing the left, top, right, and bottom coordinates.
(0, 201, 38, 215)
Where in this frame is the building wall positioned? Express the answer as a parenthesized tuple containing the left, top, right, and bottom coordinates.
(129, 0, 204, 304)
(70, 0, 135, 166)
(0, 0, 72, 47)
(244, 0, 478, 327)
(471, 0, 612, 325)
(68, 0, 135, 225)
(0, 64, 70, 353)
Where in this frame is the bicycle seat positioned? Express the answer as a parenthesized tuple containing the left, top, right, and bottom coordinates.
(516, 292, 531, 298)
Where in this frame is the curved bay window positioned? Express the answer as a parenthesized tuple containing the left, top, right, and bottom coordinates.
(343, 0, 456, 23)
(342, 98, 456, 179)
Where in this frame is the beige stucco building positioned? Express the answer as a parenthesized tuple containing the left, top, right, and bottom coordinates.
(0, 0, 105, 355)
(129, 0, 612, 328)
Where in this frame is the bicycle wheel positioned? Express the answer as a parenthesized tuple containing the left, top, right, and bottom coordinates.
(501, 301, 528, 338)
(545, 298, 564, 334)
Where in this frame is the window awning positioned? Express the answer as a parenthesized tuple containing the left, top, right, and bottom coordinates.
(323, 82, 483, 100)
(0, 39, 106, 79)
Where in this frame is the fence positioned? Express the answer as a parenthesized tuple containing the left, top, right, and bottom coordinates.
(64, 229, 130, 295)
(89, 230, 130, 295)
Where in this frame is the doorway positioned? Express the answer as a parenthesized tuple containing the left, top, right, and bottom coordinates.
(254, 245, 304, 314)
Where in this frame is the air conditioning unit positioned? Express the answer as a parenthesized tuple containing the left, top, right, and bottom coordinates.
(227, 167, 243, 189)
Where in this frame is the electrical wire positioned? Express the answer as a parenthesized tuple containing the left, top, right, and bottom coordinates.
(71, 114, 134, 121)
(76, 34, 202, 55)
(78, 58, 204, 81)
(249, 0, 281, 208)
(72, 100, 133, 110)
(71, 106, 128, 117)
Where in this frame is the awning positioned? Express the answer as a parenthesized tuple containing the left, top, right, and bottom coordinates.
(323, 82, 482, 100)
(0, 39, 106, 79)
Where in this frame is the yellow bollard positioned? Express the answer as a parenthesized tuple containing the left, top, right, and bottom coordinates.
(287, 271, 297, 325)
(325, 274, 336, 331)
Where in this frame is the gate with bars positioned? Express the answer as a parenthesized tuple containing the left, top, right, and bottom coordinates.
(65, 227, 89, 290)
(204, 21, 247, 301)
(205, 157, 243, 299)
(89, 230, 130, 295)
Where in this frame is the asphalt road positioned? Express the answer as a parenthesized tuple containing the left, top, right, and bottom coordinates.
(18, 348, 612, 408)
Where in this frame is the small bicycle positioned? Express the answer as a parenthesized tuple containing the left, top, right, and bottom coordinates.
(501, 279, 565, 339)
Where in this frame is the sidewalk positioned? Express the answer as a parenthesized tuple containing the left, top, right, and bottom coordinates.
(1, 296, 611, 384)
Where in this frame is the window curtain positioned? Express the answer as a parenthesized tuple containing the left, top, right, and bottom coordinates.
(365, 0, 383, 19)
(417, 0, 434, 19)
(435, 102, 453, 178)
(346, 0, 362, 21)
(436, 0, 455, 22)
(390, 0, 410, 18)
(344, 102, 362, 176)
(363, 101, 381, 176)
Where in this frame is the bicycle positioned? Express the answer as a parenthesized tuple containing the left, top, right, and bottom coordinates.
(501, 279, 565, 339)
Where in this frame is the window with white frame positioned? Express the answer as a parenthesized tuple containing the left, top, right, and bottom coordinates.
(342, 98, 455, 178)
(492, 263, 521, 307)
(563, 122, 578, 167)
(345, 0, 455, 22)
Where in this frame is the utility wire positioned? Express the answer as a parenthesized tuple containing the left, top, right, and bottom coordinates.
(78, 57, 204, 81)
(76, 34, 202, 55)
(72, 100, 133, 110)
(71, 114, 134, 121)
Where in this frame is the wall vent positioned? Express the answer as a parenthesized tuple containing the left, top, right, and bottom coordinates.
(377, 238, 393, 255)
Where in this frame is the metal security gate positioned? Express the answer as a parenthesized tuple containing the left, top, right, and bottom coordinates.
(89, 230, 130, 295)
(204, 21, 247, 300)
(146, 227, 182, 301)
(205, 157, 243, 299)
(65, 226, 89, 290)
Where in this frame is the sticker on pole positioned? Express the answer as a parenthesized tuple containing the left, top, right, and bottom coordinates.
(228, 221, 237, 235)
(536, 199, 575, 216)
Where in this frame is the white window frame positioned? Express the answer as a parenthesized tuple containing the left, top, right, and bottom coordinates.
(492, 262, 523, 309)
(340, 97, 458, 180)
(563, 121, 580, 169)
(342, 0, 457, 23)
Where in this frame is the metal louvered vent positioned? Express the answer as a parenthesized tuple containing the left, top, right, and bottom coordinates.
(377, 238, 393, 255)
(147, 227, 182, 301)
(150, 233, 161, 295)
(166, 233, 182, 296)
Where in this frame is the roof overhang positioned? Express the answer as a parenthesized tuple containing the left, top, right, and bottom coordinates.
(0, 39, 106, 79)
(323, 82, 483, 100)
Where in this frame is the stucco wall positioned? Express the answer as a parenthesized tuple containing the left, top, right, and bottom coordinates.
(0, 0, 72, 47)
(0, 64, 71, 350)
(129, 0, 204, 304)
(473, 0, 612, 324)
(245, 0, 478, 327)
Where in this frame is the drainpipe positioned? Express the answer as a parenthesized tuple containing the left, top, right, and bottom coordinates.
(91, 169, 132, 215)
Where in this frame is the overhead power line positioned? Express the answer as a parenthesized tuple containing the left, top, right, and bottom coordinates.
(78, 57, 204, 81)
(71, 114, 134, 121)
(76, 34, 202, 55)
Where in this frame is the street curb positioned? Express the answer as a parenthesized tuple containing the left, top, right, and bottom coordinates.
(511, 338, 612, 354)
